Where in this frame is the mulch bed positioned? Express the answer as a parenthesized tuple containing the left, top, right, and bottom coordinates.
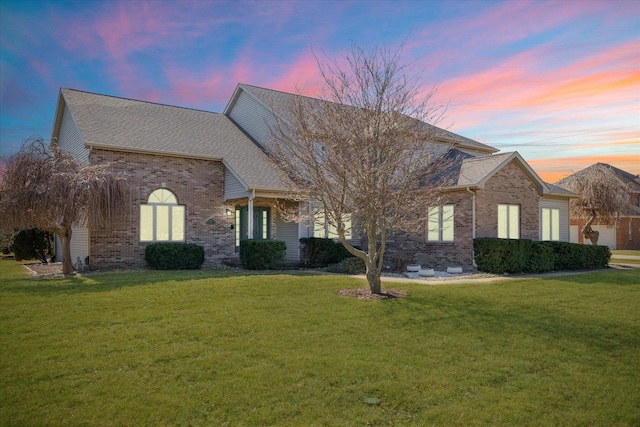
(22, 263, 70, 278)
(338, 288, 408, 299)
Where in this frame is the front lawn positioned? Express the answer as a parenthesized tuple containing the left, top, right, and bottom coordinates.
(1, 260, 639, 426)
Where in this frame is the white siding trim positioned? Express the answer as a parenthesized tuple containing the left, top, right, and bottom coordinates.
(539, 197, 570, 242)
(275, 212, 300, 262)
(227, 90, 277, 150)
(54, 227, 89, 266)
(224, 165, 249, 200)
(58, 104, 89, 164)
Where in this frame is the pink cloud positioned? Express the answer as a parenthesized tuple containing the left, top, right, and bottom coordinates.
(436, 39, 639, 134)
(266, 52, 325, 96)
(162, 64, 231, 107)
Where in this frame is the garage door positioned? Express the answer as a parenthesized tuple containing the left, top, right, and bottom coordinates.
(570, 226, 579, 244)
(592, 225, 616, 249)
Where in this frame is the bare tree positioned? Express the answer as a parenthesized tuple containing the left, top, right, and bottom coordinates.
(269, 45, 454, 293)
(0, 137, 129, 274)
(556, 164, 631, 245)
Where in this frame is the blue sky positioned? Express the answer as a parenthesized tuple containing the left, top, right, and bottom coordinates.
(1, 0, 638, 181)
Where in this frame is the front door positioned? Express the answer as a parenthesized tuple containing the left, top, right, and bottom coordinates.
(235, 206, 271, 251)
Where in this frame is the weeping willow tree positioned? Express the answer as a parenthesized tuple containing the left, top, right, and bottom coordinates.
(0, 137, 129, 274)
(556, 163, 631, 245)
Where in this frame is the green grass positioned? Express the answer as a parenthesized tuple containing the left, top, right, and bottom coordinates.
(1, 260, 639, 426)
(610, 249, 640, 265)
(612, 250, 640, 256)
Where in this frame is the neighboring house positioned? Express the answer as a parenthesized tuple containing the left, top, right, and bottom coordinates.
(557, 163, 640, 250)
(52, 84, 574, 270)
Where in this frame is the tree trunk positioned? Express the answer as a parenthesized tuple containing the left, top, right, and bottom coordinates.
(59, 227, 75, 275)
(582, 210, 600, 245)
(366, 267, 382, 294)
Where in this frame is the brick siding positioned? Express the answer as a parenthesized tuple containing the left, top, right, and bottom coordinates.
(88, 149, 236, 269)
(384, 159, 541, 270)
(475, 160, 540, 240)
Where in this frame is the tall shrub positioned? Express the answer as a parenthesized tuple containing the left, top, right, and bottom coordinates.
(145, 243, 205, 270)
(11, 228, 53, 263)
(239, 240, 287, 270)
(299, 237, 353, 267)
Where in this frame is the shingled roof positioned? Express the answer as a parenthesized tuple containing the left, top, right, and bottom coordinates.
(234, 84, 499, 155)
(55, 88, 288, 192)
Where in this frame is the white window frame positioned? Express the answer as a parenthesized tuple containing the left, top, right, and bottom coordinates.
(541, 207, 560, 241)
(140, 188, 185, 242)
(498, 204, 520, 239)
(426, 205, 455, 242)
(313, 210, 352, 240)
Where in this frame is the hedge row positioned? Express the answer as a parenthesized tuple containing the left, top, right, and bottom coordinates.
(473, 238, 611, 274)
(145, 243, 205, 270)
(299, 237, 354, 267)
(239, 239, 287, 270)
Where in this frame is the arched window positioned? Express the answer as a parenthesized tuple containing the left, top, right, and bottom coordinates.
(140, 189, 185, 242)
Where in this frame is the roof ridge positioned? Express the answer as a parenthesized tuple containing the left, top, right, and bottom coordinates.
(61, 87, 221, 116)
(239, 83, 322, 103)
(239, 83, 498, 153)
(462, 152, 513, 162)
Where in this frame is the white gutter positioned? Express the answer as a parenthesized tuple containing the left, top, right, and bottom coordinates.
(466, 187, 477, 267)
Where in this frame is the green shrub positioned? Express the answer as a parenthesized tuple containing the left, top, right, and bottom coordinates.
(326, 257, 366, 275)
(11, 228, 53, 263)
(473, 238, 530, 274)
(299, 237, 353, 267)
(239, 240, 287, 270)
(542, 241, 611, 270)
(145, 243, 205, 270)
(474, 238, 611, 274)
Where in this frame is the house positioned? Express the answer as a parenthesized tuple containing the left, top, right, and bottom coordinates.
(51, 84, 574, 270)
(557, 163, 640, 250)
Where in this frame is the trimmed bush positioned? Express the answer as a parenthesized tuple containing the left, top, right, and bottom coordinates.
(299, 237, 356, 267)
(239, 240, 287, 270)
(145, 243, 205, 270)
(11, 228, 53, 263)
(474, 238, 611, 274)
(541, 241, 611, 270)
(326, 257, 366, 275)
(473, 238, 530, 274)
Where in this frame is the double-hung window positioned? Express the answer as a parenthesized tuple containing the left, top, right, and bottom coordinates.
(426, 205, 454, 242)
(140, 189, 185, 242)
(314, 210, 352, 239)
(498, 204, 519, 239)
(541, 208, 560, 241)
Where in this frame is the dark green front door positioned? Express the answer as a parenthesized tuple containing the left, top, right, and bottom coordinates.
(235, 207, 271, 251)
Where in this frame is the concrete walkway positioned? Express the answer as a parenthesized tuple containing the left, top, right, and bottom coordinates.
(355, 265, 636, 286)
(611, 254, 640, 260)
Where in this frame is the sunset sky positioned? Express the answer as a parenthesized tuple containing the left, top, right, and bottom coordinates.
(1, 0, 638, 182)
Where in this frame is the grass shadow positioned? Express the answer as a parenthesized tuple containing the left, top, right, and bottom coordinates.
(2, 264, 326, 296)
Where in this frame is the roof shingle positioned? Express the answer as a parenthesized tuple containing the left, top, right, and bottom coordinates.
(60, 88, 288, 191)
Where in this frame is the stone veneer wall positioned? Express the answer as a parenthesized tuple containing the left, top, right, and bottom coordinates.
(89, 149, 236, 269)
(383, 159, 541, 271)
(475, 160, 540, 240)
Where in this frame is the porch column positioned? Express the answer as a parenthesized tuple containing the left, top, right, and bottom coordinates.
(248, 190, 254, 239)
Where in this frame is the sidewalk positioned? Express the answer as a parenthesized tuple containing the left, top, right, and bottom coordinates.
(357, 265, 634, 286)
(611, 254, 640, 260)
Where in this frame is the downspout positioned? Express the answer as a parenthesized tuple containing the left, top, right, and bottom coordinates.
(248, 189, 255, 239)
(466, 187, 477, 267)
